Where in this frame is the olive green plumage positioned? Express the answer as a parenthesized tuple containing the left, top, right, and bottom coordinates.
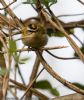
(22, 17, 48, 48)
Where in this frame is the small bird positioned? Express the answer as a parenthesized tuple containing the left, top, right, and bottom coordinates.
(22, 17, 48, 49)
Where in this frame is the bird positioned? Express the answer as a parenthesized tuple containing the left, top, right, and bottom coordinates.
(21, 17, 48, 49)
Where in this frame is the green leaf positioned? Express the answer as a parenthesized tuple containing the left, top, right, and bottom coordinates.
(14, 54, 19, 63)
(0, 68, 6, 76)
(19, 57, 30, 64)
(47, 28, 63, 37)
(48, 0, 57, 6)
(19, 57, 29, 62)
(8, 39, 17, 57)
(50, 88, 60, 96)
(35, 80, 60, 96)
(66, 29, 74, 35)
(72, 82, 84, 90)
(47, 31, 64, 37)
(35, 80, 52, 89)
(22, 0, 57, 6)
(14, 54, 29, 64)
(41, 0, 49, 6)
(22, 0, 36, 4)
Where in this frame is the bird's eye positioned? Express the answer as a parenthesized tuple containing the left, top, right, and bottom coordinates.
(28, 24, 37, 30)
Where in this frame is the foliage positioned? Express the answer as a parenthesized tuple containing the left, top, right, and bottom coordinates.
(8, 39, 29, 64)
(22, 0, 57, 6)
(8, 39, 17, 57)
(18, 57, 30, 64)
(0, 68, 6, 76)
(35, 80, 60, 96)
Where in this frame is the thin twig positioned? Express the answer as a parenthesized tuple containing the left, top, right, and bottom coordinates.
(46, 50, 80, 60)
(42, 46, 68, 50)
(8, 87, 18, 100)
(20, 68, 44, 100)
(31, 4, 37, 12)
(25, 55, 40, 98)
(0, 0, 24, 29)
(0, 46, 68, 54)
(0, 13, 19, 30)
(17, 65, 26, 84)
(73, 34, 84, 46)
(57, 12, 84, 18)
(13, 46, 26, 85)
(0, 33, 8, 52)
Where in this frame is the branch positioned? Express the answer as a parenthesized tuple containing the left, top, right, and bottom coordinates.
(25, 55, 40, 98)
(77, 0, 84, 5)
(0, 13, 19, 30)
(36, 51, 84, 95)
(0, 46, 67, 54)
(51, 93, 84, 100)
(0, 0, 24, 29)
(57, 13, 84, 18)
(46, 50, 80, 60)
(62, 20, 84, 28)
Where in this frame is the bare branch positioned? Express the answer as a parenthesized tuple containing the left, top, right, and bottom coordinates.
(36, 51, 84, 95)
(25, 55, 40, 98)
(51, 93, 84, 100)
(77, 0, 84, 5)
(0, 46, 68, 54)
(57, 12, 84, 18)
(0, 0, 24, 29)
